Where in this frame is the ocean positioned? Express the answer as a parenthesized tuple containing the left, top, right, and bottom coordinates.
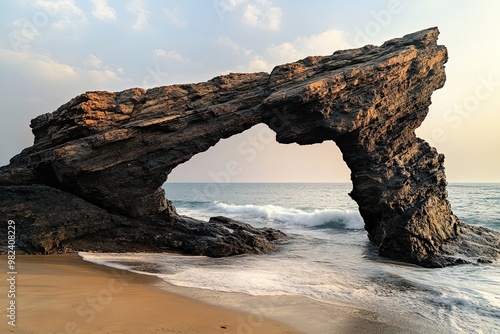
(81, 183, 500, 333)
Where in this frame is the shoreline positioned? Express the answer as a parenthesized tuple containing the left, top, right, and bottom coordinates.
(81, 253, 428, 334)
(0, 253, 430, 334)
(149, 272, 426, 334)
(0, 254, 299, 334)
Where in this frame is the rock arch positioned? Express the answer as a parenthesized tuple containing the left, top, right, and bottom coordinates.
(1, 28, 498, 266)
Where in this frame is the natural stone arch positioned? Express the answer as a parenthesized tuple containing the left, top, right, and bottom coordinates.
(1, 28, 499, 266)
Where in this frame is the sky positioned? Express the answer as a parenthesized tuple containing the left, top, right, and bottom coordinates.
(0, 0, 499, 183)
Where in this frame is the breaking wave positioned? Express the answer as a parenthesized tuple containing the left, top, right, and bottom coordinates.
(211, 201, 364, 230)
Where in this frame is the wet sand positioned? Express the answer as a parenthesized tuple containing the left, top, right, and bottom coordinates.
(0, 254, 299, 334)
(0, 254, 424, 334)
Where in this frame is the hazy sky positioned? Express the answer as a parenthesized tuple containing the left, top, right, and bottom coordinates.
(0, 0, 499, 182)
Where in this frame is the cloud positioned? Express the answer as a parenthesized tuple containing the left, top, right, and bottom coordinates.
(214, 0, 246, 14)
(217, 29, 350, 73)
(217, 36, 252, 56)
(34, 0, 87, 29)
(87, 54, 103, 68)
(242, 4, 259, 25)
(0, 49, 76, 81)
(153, 49, 189, 63)
(0, 49, 121, 85)
(152, 49, 167, 57)
(267, 29, 351, 64)
(87, 69, 119, 83)
(247, 56, 269, 72)
(242, 2, 281, 30)
(90, 0, 117, 21)
(126, 0, 149, 30)
(7, 1, 86, 51)
(86, 54, 125, 81)
(215, 0, 281, 30)
(216, 36, 262, 72)
(163, 7, 187, 28)
(221, 0, 246, 10)
(11, 19, 41, 42)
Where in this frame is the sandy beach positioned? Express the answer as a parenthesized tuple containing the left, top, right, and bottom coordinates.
(0, 253, 430, 334)
(0, 254, 299, 334)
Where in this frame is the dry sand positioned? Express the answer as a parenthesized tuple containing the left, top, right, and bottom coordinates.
(0, 254, 300, 334)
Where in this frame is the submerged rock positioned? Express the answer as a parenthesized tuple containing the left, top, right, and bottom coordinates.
(0, 27, 498, 266)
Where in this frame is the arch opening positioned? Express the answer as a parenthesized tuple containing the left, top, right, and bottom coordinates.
(163, 124, 364, 244)
(166, 123, 351, 183)
(163, 123, 361, 233)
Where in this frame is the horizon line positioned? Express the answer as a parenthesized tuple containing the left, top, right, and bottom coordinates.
(165, 181, 500, 184)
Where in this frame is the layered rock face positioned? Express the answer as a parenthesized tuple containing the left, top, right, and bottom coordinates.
(1, 28, 498, 266)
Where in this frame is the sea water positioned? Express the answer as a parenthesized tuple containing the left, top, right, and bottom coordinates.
(81, 183, 500, 333)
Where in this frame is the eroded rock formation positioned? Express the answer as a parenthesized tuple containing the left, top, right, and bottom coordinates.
(1, 28, 498, 266)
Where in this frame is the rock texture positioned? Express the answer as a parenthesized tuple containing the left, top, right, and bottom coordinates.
(1, 28, 498, 266)
(0, 184, 285, 256)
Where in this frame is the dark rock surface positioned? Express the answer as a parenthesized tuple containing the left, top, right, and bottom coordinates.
(0, 185, 285, 256)
(1, 27, 498, 266)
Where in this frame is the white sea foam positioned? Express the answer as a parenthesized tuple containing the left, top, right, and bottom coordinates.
(211, 201, 365, 230)
(80, 252, 357, 302)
